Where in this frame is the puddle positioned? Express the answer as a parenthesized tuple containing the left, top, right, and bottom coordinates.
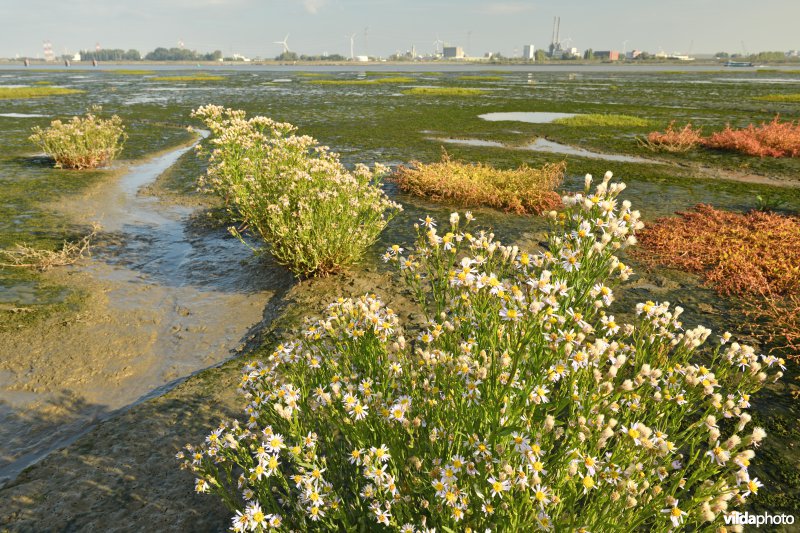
(427, 137, 505, 147)
(0, 280, 67, 306)
(0, 135, 290, 486)
(521, 138, 653, 163)
(428, 136, 653, 163)
(0, 113, 47, 118)
(479, 111, 581, 123)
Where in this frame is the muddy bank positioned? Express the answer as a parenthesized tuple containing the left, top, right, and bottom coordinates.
(0, 140, 290, 486)
(0, 268, 414, 532)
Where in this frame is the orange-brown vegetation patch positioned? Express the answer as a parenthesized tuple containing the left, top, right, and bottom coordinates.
(642, 122, 704, 152)
(644, 117, 800, 158)
(703, 117, 800, 158)
(638, 204, 800, 356)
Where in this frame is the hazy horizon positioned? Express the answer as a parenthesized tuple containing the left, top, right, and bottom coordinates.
(2, 0, 798, 59)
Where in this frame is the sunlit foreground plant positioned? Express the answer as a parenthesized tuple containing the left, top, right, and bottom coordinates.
(29, 106, 127, 169)
(181, 173, 783, 531)
(192, 105, 401, 277)
(394, 153, 564, 215)
(639, 204, 800, 356)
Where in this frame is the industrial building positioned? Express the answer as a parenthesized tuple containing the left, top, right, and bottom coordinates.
(443, 46, 465, 59)
(522, 44, 535, 60)
(594, 50, 620, 61)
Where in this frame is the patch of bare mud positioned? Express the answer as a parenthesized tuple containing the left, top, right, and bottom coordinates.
(693, 165, 800, 189)
(0, 268, 417, 532)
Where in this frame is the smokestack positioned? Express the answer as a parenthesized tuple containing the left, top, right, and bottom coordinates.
(556, 17, 561, 46)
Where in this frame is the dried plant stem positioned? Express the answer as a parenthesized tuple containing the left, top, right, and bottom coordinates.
(0, 224, 99, 271)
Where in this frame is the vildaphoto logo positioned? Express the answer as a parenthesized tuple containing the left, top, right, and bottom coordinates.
(724, 511, 796, 528)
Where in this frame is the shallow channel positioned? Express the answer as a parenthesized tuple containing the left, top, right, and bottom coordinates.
(0, 138, 287, 486)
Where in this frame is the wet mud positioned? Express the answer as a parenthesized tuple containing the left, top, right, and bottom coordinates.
(0, 139, 291, 487)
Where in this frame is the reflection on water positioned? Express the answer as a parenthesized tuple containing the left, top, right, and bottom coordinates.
(0, 280, 68, 306)
(522, 138, 653, 163)
(479, 111, 580, 123)
(427, 137, 505, 147)
(427, 136, 654, 164)
(0, 113, 47, 118)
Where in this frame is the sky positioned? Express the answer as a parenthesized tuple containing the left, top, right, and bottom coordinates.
(1, 0, 798, 59)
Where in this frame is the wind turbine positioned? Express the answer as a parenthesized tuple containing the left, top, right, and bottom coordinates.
(622, 40, 629, 56)
(346, 33, 356, 60)
(273, 34, 290, 54)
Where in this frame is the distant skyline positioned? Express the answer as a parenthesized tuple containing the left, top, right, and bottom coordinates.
(1, 0, 798, 59)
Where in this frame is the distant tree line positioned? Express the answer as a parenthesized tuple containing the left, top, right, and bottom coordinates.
(275, 52, 348, 61)
(78, 47, 221, 62)
(145, 47, 222, 61)
(80, 49, 141, 61)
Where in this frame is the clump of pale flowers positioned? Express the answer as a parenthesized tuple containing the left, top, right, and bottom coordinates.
(181, 172, 782, 531)
(191, 105, 401, 277)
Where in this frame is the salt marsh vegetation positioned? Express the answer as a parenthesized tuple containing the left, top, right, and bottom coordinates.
(0, 65, 798, 531)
